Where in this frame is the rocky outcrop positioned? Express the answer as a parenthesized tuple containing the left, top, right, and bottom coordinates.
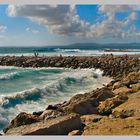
(61, 87, 114, 115)
(4, 112, 41, 133)
(82, 117, 140, 135)
(5, 113, 82, 135)
(113, 86, 132, 95)
(98, 94, 128, 115)
(112, 91, 140, 118)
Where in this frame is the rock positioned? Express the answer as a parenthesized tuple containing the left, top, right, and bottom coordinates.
(32, 111, 43, 116)
(63, 94, 99, 115)
(72, 98, 99, 115)
(90, 87, 115, 102)
(112, 109, 135, 119)
(130, 83, 140, 92)
(82, 117, 140, 135)
(68, 130, 82, 136)
(57, 88, 114, 115)
(46, 105, 58, 110)
(113, 86, 132, 95)
(39, 110, 63, 120)
(112, 82, 123, 90)
(98, 94, 128, 115)
(80, 114, 104, 125)
(122, 71, 140, 86)
(112, 91, 140, 118)
(5, 113, 82, 135)
(4, 112, 41, 133)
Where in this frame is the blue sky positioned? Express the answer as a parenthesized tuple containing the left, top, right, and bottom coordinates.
(0, 5, 140, 46)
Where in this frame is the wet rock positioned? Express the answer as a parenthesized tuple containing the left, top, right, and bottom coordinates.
(32, 111, 43, 116)
(46, 105, 60, 110)
(5, 113, 82, 135)
(98, 94, 128, 115)
(68, 130, 82, 136)
(4, 112, 41, 133)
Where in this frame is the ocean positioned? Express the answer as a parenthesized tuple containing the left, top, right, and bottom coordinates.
(0, 47, 140, 56)
(0, 46, 139, 132)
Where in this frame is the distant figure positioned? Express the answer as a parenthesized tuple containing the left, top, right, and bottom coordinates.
(34, 52, 39, 57)
(60, 54, 63, 58)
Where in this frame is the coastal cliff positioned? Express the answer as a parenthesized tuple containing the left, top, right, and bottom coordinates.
(0, 54, 140, 135)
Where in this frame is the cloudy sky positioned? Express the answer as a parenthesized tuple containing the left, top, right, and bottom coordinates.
(0, 5, 140, 46)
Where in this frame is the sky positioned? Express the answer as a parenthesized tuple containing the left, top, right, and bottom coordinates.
(0, 5, 140, 46)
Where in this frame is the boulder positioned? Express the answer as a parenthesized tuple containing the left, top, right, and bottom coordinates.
(130, 83, 140, 92)
(113, 86, 132, 95)
(4, 112, 41, 133)
(90, 87, 115, 102)
(112, 81, 123, 90)
(122, 71, 140, 86)
(112, 91, 140, 118)
(98, 94, 128, 115)
(61, 87, 114, 115)
(63, 96, 99, 115)
(32, 111, 43, 116)
(112, 109, 135, 119)
(5, 113, 82, 135)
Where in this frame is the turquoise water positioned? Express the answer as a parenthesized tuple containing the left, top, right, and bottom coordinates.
(0, 66, 111, 131)
(0, 47, 140, 56)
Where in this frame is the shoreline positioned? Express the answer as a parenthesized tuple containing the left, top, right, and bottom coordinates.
(0, 54, 140, 135)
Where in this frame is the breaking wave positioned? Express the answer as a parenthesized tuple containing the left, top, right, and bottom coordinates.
(0, 66, 111, 132)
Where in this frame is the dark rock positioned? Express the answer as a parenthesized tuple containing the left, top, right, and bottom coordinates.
(32, 111, 43, 116)
(46, 105, 59, 110)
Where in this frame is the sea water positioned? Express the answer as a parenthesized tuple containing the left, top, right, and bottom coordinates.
(0, 47, 140, 56)
(0, 66, 111, 131)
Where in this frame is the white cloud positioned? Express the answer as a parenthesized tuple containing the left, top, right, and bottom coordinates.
(0, 25, 7, 33)
(26, 27, 39, 34)
(7, 5, 140, 41)
(7, 5, 90, 36)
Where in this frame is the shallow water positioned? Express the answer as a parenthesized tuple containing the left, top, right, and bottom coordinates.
(0, 66, 112, 131)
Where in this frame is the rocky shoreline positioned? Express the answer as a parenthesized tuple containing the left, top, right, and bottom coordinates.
(0, 54, 140, 135)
